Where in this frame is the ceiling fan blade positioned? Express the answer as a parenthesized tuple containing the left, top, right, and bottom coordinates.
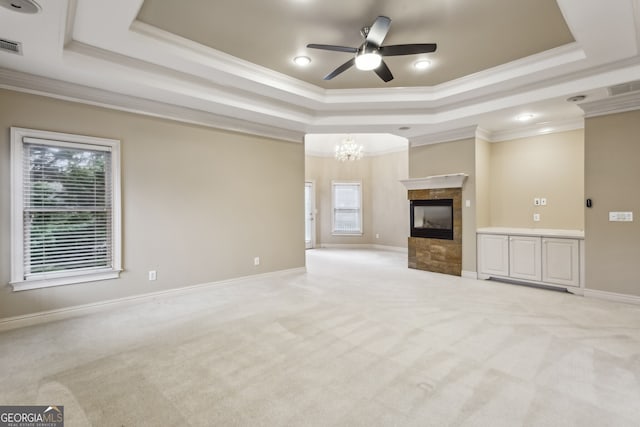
(324, 58, 356, 80)
(307, 44, 359, 53)
(366, 16, 391, 46)
(379, 43, 438, 56)
(374, 60, 394, 82)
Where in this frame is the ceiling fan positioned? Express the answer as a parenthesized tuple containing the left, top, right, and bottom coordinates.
(307, 16, 437, 82)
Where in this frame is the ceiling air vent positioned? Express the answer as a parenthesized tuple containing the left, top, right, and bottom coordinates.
(608, 80, 640, 97)
(0, 38, 22, 55)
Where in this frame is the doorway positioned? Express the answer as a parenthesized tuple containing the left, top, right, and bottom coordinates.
(305, 181, 316, 249)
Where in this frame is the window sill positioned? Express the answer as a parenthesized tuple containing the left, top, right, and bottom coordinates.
(10, 270, 122, 292)
(331, 232, 364, 236)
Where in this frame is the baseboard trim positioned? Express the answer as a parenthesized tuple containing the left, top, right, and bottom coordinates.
(462, 270, 478, 279)
(0, 267, 307, 332)
(319, 243, 408, 253)
(583, 289, 640, 305)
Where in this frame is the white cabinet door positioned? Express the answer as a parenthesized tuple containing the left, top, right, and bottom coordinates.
(478, 234, 509, 277)
(542, 238, 580, 287)
(509, 236, 542, 281)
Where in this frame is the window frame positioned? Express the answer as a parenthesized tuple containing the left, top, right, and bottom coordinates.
(10, 127, 122, 291)
(331, 181, 363, 236)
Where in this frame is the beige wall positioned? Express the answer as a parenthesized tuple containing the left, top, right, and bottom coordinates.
(488, 129, 584, 229)
(409, 138, 477, 273)
(585, 110, 640, 297)
(475, 138, 491, 228)
(371, 151, 410, 248)
(0, 89, 305, 319)
(304, 150, 408, 248)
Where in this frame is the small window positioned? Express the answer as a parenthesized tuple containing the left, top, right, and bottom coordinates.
(10, 128, 121, 291)
(332, 181, 362, 235)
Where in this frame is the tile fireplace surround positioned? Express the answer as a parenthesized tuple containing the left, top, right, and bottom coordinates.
(401, 174, 467, 276)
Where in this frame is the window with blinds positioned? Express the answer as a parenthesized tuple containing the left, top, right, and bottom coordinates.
(332, 182, 362, 235)
(10, 128, 121, 291)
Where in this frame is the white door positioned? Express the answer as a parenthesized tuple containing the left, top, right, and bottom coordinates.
(304, 181, 316, 249)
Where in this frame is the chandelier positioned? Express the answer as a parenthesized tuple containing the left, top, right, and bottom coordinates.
(335, 136, 363, 162)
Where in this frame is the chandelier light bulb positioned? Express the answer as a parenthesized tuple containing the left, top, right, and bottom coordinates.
(335, 137, 364, 162)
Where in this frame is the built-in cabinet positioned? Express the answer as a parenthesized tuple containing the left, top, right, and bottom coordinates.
(477, 234, 509, 276)
(541, 238, 580, 287)
(509, 236, 542, 282)
(477, 228, 584, 292)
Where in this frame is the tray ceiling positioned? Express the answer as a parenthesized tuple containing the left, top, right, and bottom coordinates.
(0, 0, 638, 143)
(137, 0, 575, 89)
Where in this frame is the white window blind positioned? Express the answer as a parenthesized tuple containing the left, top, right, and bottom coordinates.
(10, 127, 121, 291)
(332, 182, 362, 234)
(22, 139, 113, 277)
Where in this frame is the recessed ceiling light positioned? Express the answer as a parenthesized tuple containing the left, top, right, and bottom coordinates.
(567, 95, 587, 102)
(414, 60, 432, 70)
(516, 113, 535, 122)
(0, 0, 40, 14)
(293, 56, 311, 66)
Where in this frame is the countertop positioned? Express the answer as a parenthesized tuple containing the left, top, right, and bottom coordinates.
(476, 227, 584, 239)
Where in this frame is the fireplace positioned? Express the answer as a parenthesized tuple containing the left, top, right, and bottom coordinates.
(401, 175, 466, 277)
(410, 199, 454, 240)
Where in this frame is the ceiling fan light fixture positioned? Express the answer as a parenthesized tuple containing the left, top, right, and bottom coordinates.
(355, 52, 382, 71)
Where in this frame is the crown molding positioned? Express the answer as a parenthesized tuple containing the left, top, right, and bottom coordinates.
(487, 118, 585, 142)
(409, 126, 479, 147)
(579, 91, 640, 118)
(0, 68, 305, 143)
(475, 127, 492, 141)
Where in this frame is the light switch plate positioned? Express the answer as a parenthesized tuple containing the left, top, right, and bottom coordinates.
(540, 198, 547, 206)
(609, 212, 633, 222)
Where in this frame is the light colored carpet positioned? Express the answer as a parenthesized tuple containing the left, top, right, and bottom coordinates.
(1, 248, 640, 426)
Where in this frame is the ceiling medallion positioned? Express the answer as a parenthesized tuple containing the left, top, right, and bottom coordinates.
(335, 136, 363, 162)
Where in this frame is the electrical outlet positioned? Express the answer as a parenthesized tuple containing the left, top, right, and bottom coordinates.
(148, 270, 157, 281)
(376, 233, 380, 239)
(254, 257, 260, 266)
(540, 198, 547, 206)
(534, 198, 541, 206)
(533, 213, 541, 222)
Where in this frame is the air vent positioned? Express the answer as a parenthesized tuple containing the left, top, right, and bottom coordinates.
(608, 80, 640, 97)
(0, 38, 22, 55)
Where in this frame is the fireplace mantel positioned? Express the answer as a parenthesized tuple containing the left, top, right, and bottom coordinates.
(400, 173, 468, 190)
